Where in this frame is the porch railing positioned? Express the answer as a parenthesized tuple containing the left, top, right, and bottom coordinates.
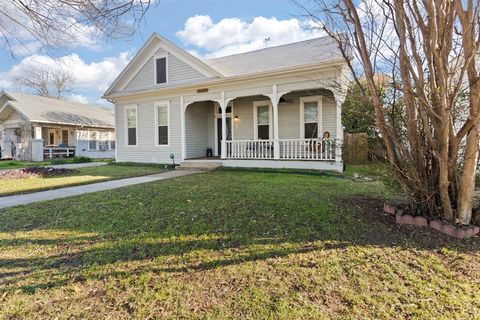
(224, 138, 337, 161)
(225, 140, 274, 159)
(44, 147, 76, 159)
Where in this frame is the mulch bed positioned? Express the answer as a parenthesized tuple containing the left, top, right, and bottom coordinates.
(0, 167, 78, 179)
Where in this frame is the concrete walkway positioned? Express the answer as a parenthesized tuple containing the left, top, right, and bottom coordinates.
(0, 170, 201, 209)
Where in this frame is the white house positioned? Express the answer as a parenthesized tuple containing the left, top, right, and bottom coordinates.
(104, 33, 349, 171)
(0, 91, 115, 160)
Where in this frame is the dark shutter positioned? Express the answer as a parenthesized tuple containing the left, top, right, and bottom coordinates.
(156, 57, 167, 84)
(158, 126, 168, 145)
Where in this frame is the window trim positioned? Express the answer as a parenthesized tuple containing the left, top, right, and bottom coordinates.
(125, 105, 138, 147)
(300, 96, 323, 139)
(154, 100, 170, 147)
(88, 131, 98, 151)
(154, 53, 168, 85)
(253, 100, 273, 140)
(98, 131, 110, 151)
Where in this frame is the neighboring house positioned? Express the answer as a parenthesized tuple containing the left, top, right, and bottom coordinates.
(0, 91, 115, 161)
(104, 33, 349, 171)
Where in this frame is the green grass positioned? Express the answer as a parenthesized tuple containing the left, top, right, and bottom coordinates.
(0, 160, 50, 169)
(0, 158, 112, 170)
(0, 168, 478, 319)
(0, 163, 169, 196)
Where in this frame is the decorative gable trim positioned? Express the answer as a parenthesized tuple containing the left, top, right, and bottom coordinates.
(104, 33, 223, 96)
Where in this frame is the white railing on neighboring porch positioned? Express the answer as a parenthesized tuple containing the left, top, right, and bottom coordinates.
(225, 138, 337, 161)
(44, 147, 76, 159)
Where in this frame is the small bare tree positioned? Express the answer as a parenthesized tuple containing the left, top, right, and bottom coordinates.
(0, 0, 155, 57)
(296, 0, 480, 225)
(16, 61, 73, 99)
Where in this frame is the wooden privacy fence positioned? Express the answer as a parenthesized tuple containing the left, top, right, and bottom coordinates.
(343, 133, 369, 164)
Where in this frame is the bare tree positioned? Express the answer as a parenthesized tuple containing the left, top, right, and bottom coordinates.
(296, 0, 480, 225)
(16, 61, 73, 99)
(0, 0, 155, 57)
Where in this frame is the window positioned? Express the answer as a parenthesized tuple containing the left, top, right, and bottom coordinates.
(110, 132, 116, 150)
(49, 132, 55, 145)
(89, 131, 97, 150)
(99, 131, 109, 150)
(304, 102, 318, 138)
(301, 97, 322, 139)
(217, 106, 232, 114)
(88, 131, 115, 151)
(62, 130, 69, 145)
(254, 102, 271, 140)
(126, 107, 137, 146)
(156, 103, 169, 145)
(155, 56, 167, 84)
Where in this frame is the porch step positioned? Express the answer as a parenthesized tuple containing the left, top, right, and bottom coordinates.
(176, 160, 222, 171)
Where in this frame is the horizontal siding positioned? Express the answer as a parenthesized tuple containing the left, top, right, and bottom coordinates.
(232, 97, 255, 140)
(322, 96, 337, 137)
(115, 97, 182, 164)
(185, 101, 214, 158)
(126, 48, 205, 90)
(278, 101, 300, 139)
(168, 54, 205, 82)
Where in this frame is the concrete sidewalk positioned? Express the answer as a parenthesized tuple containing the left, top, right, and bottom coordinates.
(0, 170, 201, 209)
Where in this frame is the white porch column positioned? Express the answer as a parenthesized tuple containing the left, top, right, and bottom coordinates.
(33, 126, 42, 139)
(271, 85, 280, 159)
(334, 93, 345, 165)
(220, 92, 227, 159)
(180, 96, 186, 161)
(31, 139, 44, 162)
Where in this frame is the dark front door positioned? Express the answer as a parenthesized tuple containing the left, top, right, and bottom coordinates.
(217, 118, 232, 156)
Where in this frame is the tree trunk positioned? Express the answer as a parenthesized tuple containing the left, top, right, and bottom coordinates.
(457, 128, 479, 224)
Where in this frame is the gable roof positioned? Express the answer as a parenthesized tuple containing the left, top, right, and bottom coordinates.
(104, 33, 223, 96)
(0, 91, 114, 128)
(104, 33, 346, 98)
(204, 36, 344, 77)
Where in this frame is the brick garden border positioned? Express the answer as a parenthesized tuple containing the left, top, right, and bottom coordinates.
(384, 202, 480, 239)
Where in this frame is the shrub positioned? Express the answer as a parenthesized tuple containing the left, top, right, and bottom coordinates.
(49, 158, 68, 165)
(71, 156, 92, 163)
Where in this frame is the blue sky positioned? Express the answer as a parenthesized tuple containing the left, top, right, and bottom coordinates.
(0, 0, 323, 107)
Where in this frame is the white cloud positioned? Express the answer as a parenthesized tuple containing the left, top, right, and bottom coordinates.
(0, 52, 131, 95)
(176, 15, 325, 58)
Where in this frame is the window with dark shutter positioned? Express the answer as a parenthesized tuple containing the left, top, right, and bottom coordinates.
(156, 57, 167, 84)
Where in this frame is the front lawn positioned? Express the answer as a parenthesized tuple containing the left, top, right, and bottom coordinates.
(0, 169, 478, 319)
(0, 163, 170, 196)
(0, 160, 50, 170)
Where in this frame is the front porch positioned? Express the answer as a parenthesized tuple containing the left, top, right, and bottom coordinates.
(182, 88, 343, 171)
